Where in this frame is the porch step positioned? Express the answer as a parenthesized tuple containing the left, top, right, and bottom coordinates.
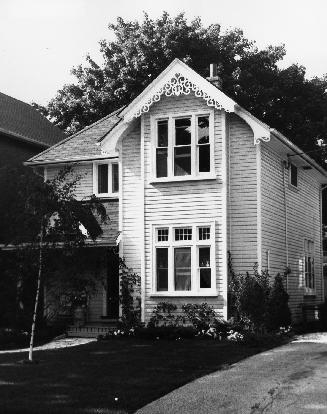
(67, 324, 117, 338)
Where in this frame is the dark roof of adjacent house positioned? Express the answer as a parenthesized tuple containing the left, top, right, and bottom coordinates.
(27, 107, 124, 164)
(0, 92, 66, 147)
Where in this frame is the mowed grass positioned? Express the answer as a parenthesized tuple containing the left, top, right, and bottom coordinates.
(0, 339, 273, 413)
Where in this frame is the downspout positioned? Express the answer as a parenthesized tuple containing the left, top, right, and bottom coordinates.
(228, 122, 232, 253)
(140, 115, 146, 323)
(321, 185, 327, 302)
(282, 160, 289, 291)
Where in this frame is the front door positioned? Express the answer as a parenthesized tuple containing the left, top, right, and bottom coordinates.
(106, 248, 119, 319)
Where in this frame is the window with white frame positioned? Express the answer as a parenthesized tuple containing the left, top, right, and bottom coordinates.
(289, 163, 298, 188)
(154, 111, 214, 179)
(304, 239, 315, 292)
(93, 161, 119, 197)
(154, 223, 216, 294)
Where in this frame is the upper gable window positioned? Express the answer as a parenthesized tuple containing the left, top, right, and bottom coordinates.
(153, 111, 214, 180)
(93, 161, 119, 197)
(289, 163, 298, 188)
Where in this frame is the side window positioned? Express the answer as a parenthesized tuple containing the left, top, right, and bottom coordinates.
(289, 163, 298, 188)
(112, 163, 119, 193)
(304, 239, 314, 291)
(98, 164, 109, 194)
(94, 162, 119, 196)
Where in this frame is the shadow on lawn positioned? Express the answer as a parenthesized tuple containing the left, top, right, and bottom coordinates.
(0, 339, 284, 414)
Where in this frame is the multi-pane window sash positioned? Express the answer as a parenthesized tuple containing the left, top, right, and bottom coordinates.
(154, 223, 215, 294)
(153, 112, 213, 179)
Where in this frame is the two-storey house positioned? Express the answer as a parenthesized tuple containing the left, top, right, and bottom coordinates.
(26, 59, 327, 326)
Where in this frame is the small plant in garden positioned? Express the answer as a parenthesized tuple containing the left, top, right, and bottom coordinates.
(182, 302, 219, 331)
(148, 302, 182, 327)
(226, 330, 244, 342)
(277, 326, 292, 335)
(119, 257, 141, 329)
(265, 272, 292, 331)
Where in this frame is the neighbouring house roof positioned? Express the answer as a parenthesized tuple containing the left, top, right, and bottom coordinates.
(0, 92, 66, 147)
(26, 107, 124, 165)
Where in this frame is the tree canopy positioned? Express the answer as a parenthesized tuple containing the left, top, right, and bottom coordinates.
(34, 12, 327, 164)
(0, 166, 106, 245)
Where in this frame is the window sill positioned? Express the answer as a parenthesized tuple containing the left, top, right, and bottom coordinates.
(149, 174, 217, 184)
(303, 289, 316, 297)
(150, 291, 218, 297)
(93, 194, 119, 199)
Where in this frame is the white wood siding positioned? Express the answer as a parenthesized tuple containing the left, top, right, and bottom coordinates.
(121, 120, 143, 278)
(142, 93, 225, 321)
(227, 114, 258, 273)
(261, 142, 324, 320)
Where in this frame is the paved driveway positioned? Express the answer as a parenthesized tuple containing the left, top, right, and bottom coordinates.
(137, 333, 327, 414)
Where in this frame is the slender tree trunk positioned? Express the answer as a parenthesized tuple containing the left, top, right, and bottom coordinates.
(28, 226, 44, 362)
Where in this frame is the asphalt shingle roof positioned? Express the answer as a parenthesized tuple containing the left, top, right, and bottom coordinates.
(0, 92, 66, 147)
(28, 107, 124, 164)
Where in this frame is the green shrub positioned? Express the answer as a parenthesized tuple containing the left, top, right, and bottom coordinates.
(229, 263, 270, 330)
(148, 302, 182, 327)
(228, 254, 291, 332)
(265, 273, 291, 331)
(136, 326, 197, 340)
(182, 303, 219, 331)
(119, 257, 141, 329)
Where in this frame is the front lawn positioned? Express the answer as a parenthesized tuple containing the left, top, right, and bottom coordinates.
(0, 338, 280, 413)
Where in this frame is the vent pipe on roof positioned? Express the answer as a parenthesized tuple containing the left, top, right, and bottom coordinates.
(206, 63, 223, 89)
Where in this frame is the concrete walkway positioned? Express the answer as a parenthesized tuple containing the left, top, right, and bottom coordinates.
(137, 333, 327, 414)
(0, 337, 95, 354)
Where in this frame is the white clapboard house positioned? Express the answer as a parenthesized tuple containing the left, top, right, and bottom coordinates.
(27, 59, 327, 332)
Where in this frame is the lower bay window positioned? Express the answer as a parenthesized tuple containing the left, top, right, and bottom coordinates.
(153, 223, 216, 295)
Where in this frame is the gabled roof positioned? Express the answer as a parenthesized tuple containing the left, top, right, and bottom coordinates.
(25, 59, 327, 179)
(0, 92, 66, 147)
(27, 107, 124, 165)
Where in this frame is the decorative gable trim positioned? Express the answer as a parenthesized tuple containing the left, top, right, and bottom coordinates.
(122, 59, 235, 122)
(234, 106, 270, 145)
(131, 72, 232, 119)
(101, 59, 272, 153)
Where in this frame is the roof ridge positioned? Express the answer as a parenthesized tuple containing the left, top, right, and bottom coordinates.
(0, 91, 35, 109)
(27, 106, 125, 163)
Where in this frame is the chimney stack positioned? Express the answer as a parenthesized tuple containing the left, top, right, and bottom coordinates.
(207, 63, 222, 89)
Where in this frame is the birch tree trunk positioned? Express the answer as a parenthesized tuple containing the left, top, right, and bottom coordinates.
(28, 225, 44, 362)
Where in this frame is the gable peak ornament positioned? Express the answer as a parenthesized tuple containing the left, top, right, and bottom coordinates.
(133, 73, 230, 118)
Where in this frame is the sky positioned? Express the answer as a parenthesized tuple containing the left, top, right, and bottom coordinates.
(0, 0, 326, 105)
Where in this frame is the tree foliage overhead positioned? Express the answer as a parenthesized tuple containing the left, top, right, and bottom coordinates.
(0, 166, 107, 246)
(35, 12, 327, 163)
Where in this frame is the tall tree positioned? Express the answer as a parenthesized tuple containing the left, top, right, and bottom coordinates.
(0, 167, 108, 361)
(34, 12, 327, 164)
